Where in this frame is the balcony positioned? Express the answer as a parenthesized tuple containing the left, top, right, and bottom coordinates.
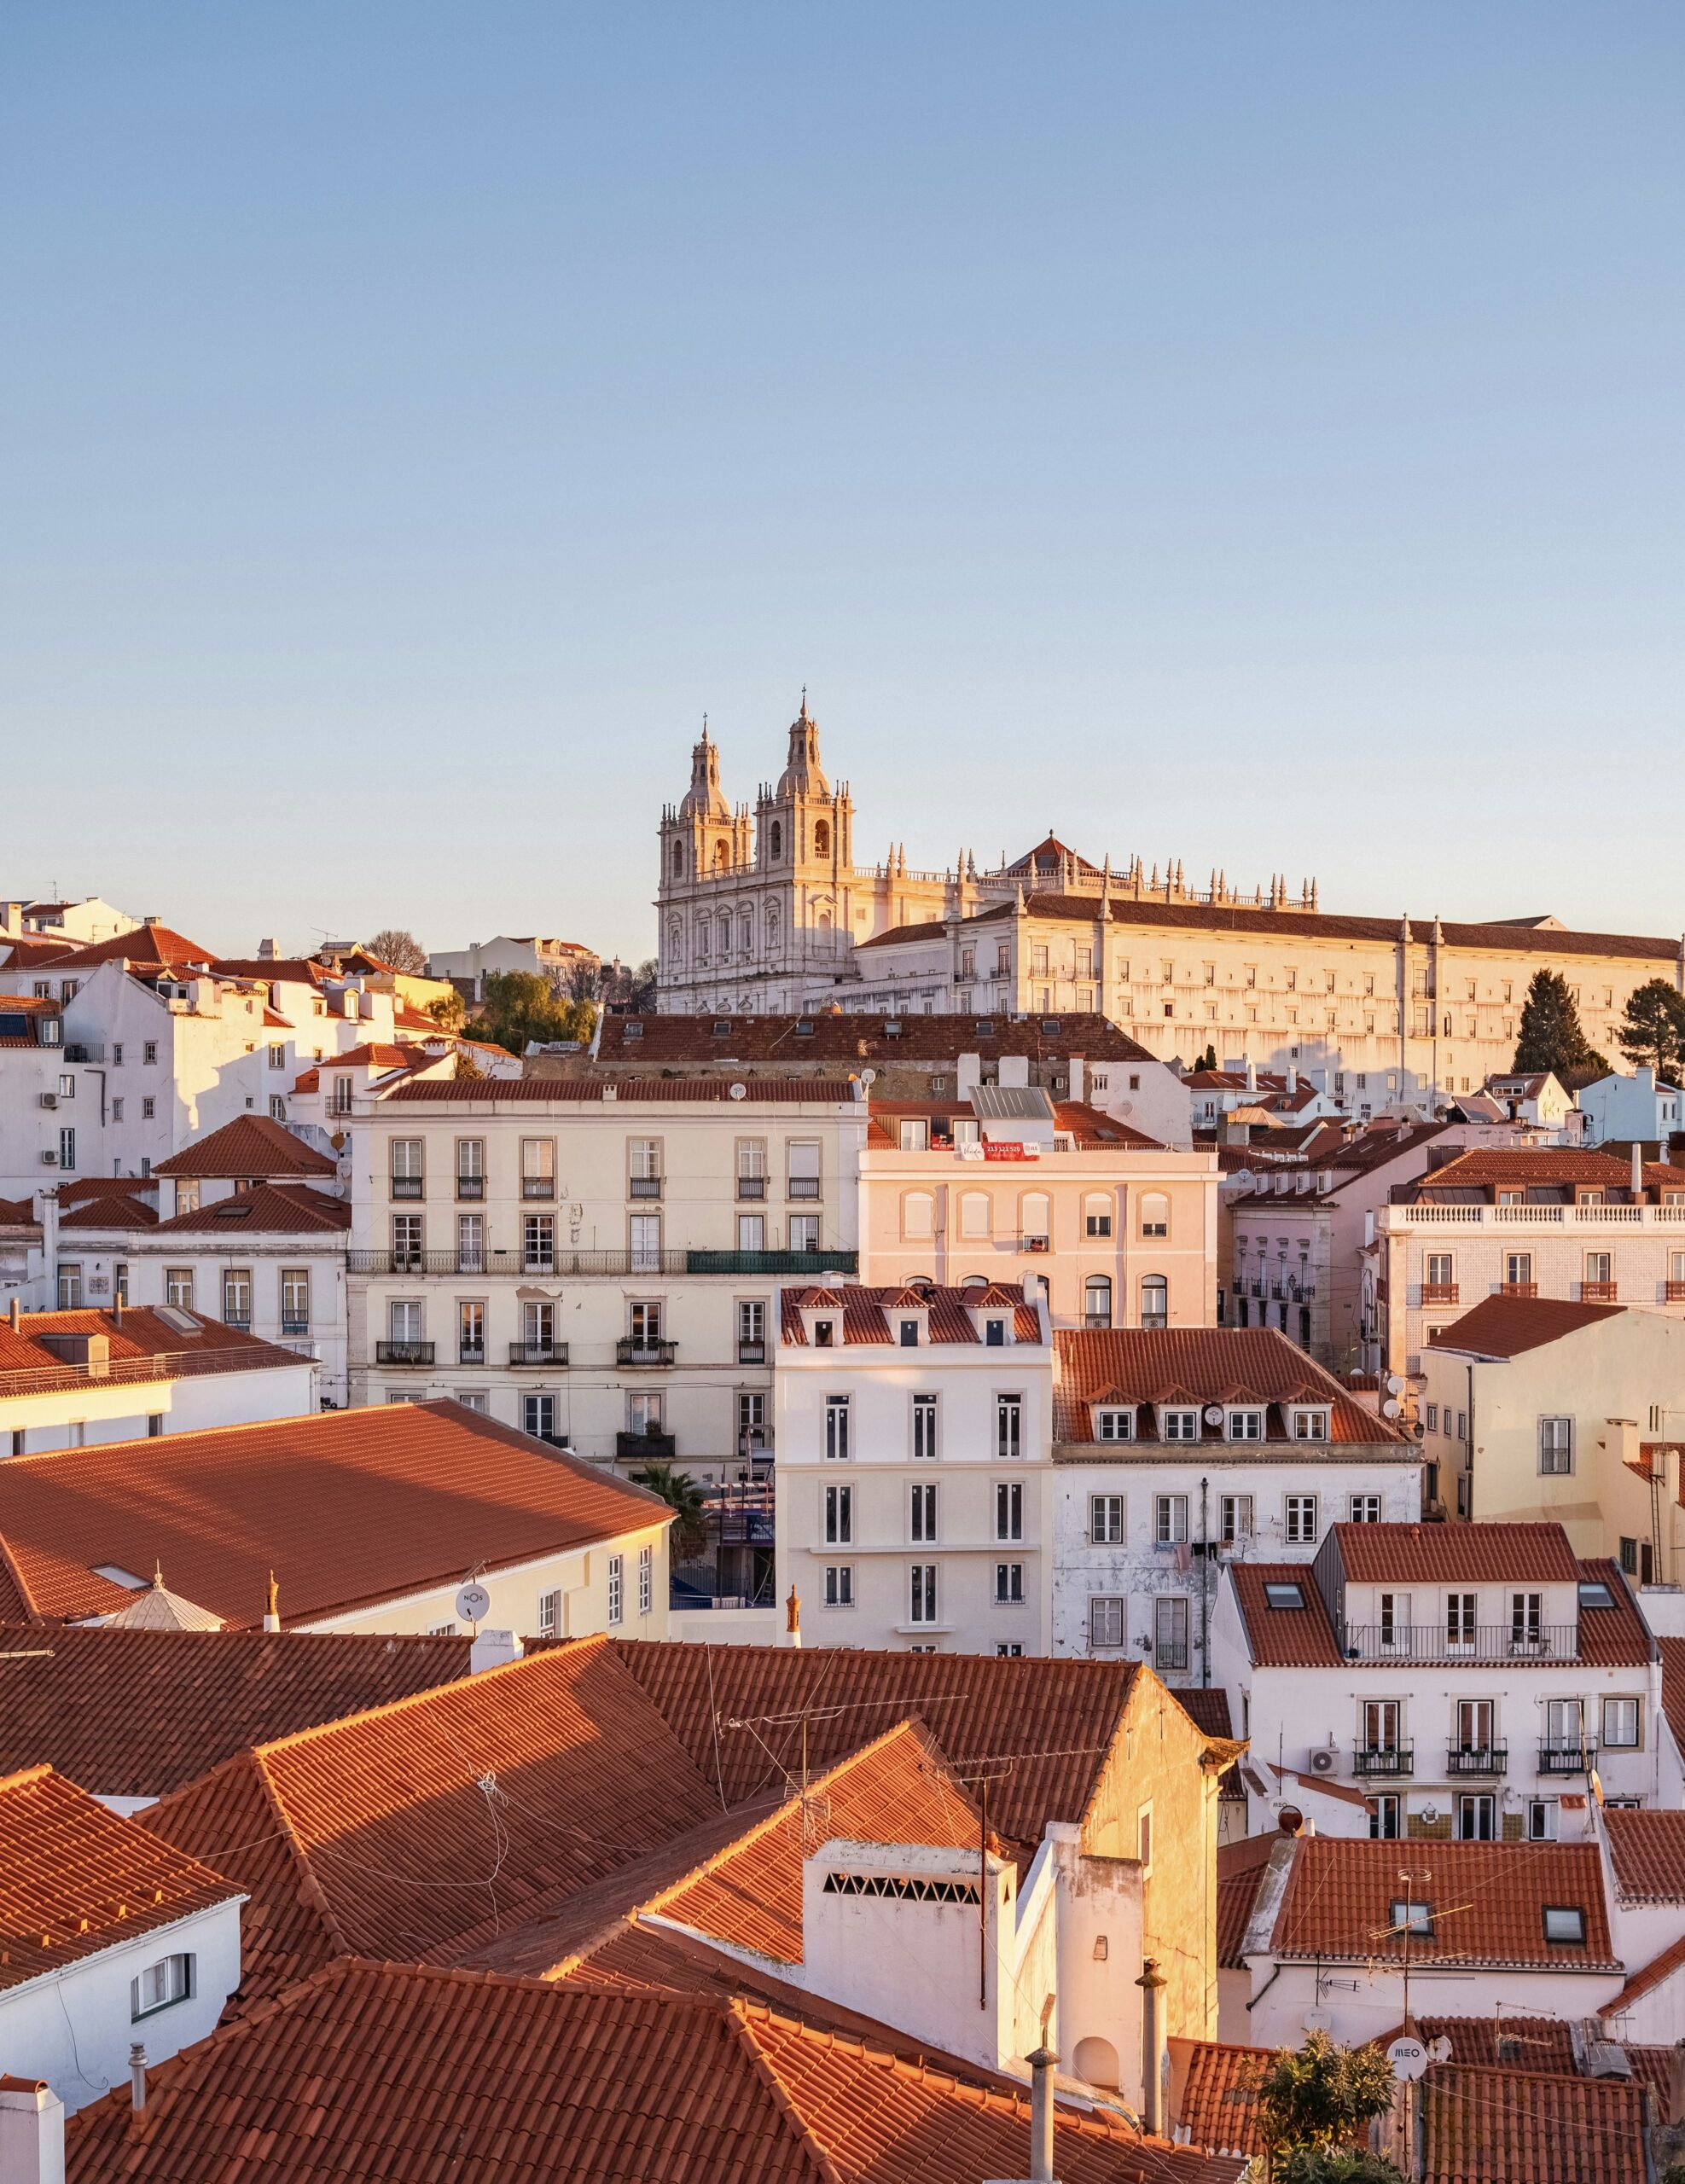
(1497, 1282, 1537, 1298)
(1581, 1281, 1618, 1302)
(456, 1175, 484, 1200)
(737, 1176, 766, 1200)
(390, 1176, 424, 1199)
(1445, 1745, 1508, 1776)
(1343, 1624, 1577, 1664)
(787, 1177, 822, 1201)
(280, 1318, 311, 1338)
(509, 1341, 569, 1368)
(347, 1246, 836, 1280)
(617, 1429, 677, 1462)
(375, 1340, 434, 1367)
(1668, 1281, 1685, 1303)
(684, 1249, 857, 1277)
(737, 1339, 767, 1366)
(1352, 1745, 1414, 1778)
(521, 1178, 555, 1199)
(1538, 1739, 1596, 1774)
(617, 1338, 677, 1368)
(1421, 1283, 1459, 1305)
(629, 1176, 663, 1199)
(458, 1345, 485, 1366)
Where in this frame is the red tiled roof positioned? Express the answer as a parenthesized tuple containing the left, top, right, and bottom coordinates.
(1330, 1520, 1579, 1584)
(0, 1765, 241, 1994)
(591, 1011, 1155, 1066)
(1402, 1147, 1685, 1199)
(1427, 1296, 1630, 1358)
(0, 1306, 303, 1396)
(38, 921, 212, 969)
(153, 1112, 337, 1178)
(1171, 2040, 1265, 2156)
(1659, 1636, 1685, 1759)
(781, 1282, 1042, 1346)
(0, 1400, 668, 1626)
(1609, 1926, 1685, 2009)
(64, 1960, 1237, 2184)
(1268, 1839, 1617, 1969)
(1420, 2064, 1648, 2184)
(1602, 1807, 1685, 1903)
(148, 1182, 351, 1235)
(1052, 1099, 1165, 1147)
(0, 1196, 34, 1227)
(209, 958, 329, 985)
(1572, 1559, 1653, 1668)
(1398, 2015, 1578, 2071)
(382, 1074, 864, 1103)
(1053, 1328, 1400, 1444)
(0, 1623, 470, 1798)
(1216, 1836, 1279, 1968)
(57, 1188, 157, 1228)
(1176, 1688, 1234, 1740)
(1227, 1565, 1344, 1668)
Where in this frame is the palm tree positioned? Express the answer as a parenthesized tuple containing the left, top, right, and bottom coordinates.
(630, 1463, 710, 1562)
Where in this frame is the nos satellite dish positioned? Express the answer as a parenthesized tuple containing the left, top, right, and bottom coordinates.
(860, 1067, 877, 1084)
(1202, 1405, 1224, 1425)
(1385, 1374, 1405, 1396)
(1381, 1397, 1402, 1418)
(729, 1082, 747, 1101)
(455, 1581, 492, 1626)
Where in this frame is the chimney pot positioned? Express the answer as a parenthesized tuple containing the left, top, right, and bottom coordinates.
(1026, 2045, 1060, 2184)
(130, 2043, 148, 2113)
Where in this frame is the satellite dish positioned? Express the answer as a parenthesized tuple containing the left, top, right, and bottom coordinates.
(860, 1067, 877, 1084)
(729, 1082, 747, 1101)
(1387, 2036, 1429, 2083)
(1203, 1405, 1225, 1425)
(1385, 1374, 1405, 1396)
(1381, 1397, 1401, 1418)
(455, 1581, 491, 1626)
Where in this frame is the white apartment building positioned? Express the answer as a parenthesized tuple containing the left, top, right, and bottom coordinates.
(774, 1280, 1055, 1656)
(1049, 1327, 1419, 1688)
(0, 894, 139, 945)
(1211, 1522, 1678, 1849)
(857, 1087, 1217, 1328)
(1, 1303, 315, 1458)
(346, 1076, 869, 1478)
(1579, 1066, 1683, 1147)
(1365, 1146, 1685, 1376)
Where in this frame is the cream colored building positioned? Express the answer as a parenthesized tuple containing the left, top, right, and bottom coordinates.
(1418, 1295, 1685, 1571)
(858, 1090, 1217, 1329)
(346, 1075, 869, 1478)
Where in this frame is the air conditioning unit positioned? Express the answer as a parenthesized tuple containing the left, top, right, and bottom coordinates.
(39, 1151, 58, 1165)
(1309, 1750, 1337, 1775)
(38, 1092, 57, 1109)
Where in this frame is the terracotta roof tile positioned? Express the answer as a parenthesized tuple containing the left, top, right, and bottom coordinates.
(153, 1112, 337, 1178)
(0, 1765, 241, 1993)
(1428, 1296, 1629, 1357)
(1602, 1807, 1685, 1902)
(0, 1306, 302, 1397)
(147, 1182, 351, 1235)
(1216, 1836, 1279, 1968)
(1572, 1559, 1653, 1668)
(1420, 2064, 1649, 2184)
(382, 1074, 864, 1103)
(592, 1011, 1155, 1067)
(1660, 1636, 1685, 1757)
(1054, 1328, 1401, 1445)
(41, 922, 212, 969)
(781, 1283, 1042, 1346)
(1170, 2040, 1266, 2155)
(57, 1188, 157, 1228)
(1330, 1520, 1580, 1585)
(0, 1400, 668, 1626)
(1227, 1565, 1344, 1668)
(1268, 1839, 1617, 1970)
(0, 1623, 470, 1798)
(1609, 1925, 1685, 2008)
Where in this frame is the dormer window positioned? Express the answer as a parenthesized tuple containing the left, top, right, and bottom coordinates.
(1227, 1409, 1264, 1442)
(814, 1318, 836, 1347)
(973, 1019, 993, 1036)
(984, 1316, 1007, 1347)
(623, 1019, 643, 1039)
(1095, 1408, 1134, 1442)
(712, 1019, 731, 1037)
(898, 1318, 920, 1347)
(795, 1018, 815, 1037)
(1578, 1581, 1615, 1610)
(1161, 1408, 1200, 1442)
(1543, 1905, 1586, 1945)
(1293, 1409, 1331, 1441)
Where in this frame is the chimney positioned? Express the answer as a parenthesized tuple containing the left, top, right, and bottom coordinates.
(1136, 1958, 1168, 2136)
(1287, 1066, 1298, 1095)
(470, 1628, 522, 1674)
(111, 1292, 122, 1331)
(0, 2075, 65, 2184)
(1633, 1142, 1645, 1199)
(1026, 2045, 1059, 2183)
(257, 938, 276, 961)
(1067, 1055, 1084, 1102)
(263, 1571, 281, 1633)
(785, 1583, 803, 1649)
(129, 2043, 148, 2114)
(8, 1298, 17, 1333)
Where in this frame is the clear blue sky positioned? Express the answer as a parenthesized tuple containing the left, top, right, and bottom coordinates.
(3, 4, 1681, 961)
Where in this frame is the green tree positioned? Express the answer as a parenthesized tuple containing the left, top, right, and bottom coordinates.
(1616, 979, 1685, 1081)
(1512, 969, 1607, 1077)
(1278, 2152, 1404, 2184)
(1194, 1043, 1218, 1072)
(1246, 2032, 1397, 2175)
(630, 1463, 709, 1561)
(467, 971, 596, 1056)
(427, 989, 467, 1034)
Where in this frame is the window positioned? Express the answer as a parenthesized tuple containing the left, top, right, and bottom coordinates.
(131, 1954, 194, 2019)
(537, 1588, 562, 1638)
(1139, 1193, 1169, 1239)
(813, 1316, 835, 1347)
(458, 1300, 486, 1363)
(1084, 1275, 1113, 1328)
(1162, 1408, 1199, 1441)
(1543, 1906, 1586, 1945)
(899, 1188, 934, 1241)
(1446, 1592, 1476, 1646)
(1095, 1406, 1133, 1442)
(638, 1545, 652, 1617)
(737, 1298, 766, 1363)
(1513, 1592, 1544, 1648)
(520, 1138, 555, 1198)
(996, 1481, 1023, 1542)
(825, 1397, 851, 1462)
(1504, 1251, 1533, 1287)
(626, 1390, 663, 1435)
(1369, 1794, 1402, 1840)
(143, 1041, 157, 1066)
(1379, 1592, 1412, 1646)
(607, 1555, 624, 1626)
(456, 1138, 485, 1195)
(1089, 1596, 1125, 1648)
(1139, 1275, 1168, 1329)
(909, 1481, 935, 1542)
(1090, 1495, 1124, 1544)
(1602, 1697, 1641, 1749)
(140, 1097, 154, 1121)
(1154, 1495, 1188, 1545)
(1220, 1495, 1253, 1544)
(524, 1213, 555, 1272)
(59, 1125, 76, 1170)
(909, 1565, 938, 1624)
(1083, 1193, 1113, 1238)
(165, 1268, 194, 1310)
(280, 1268, 311, 1334)
(984, 1314, 1007, 1345)
(997, 1641, 1023, 1658)
(1228, 1409, 1264, 1442)
(897, 1116, 930, 1153)
(56, 1263, 83, 1309)
(1538, 1417, 1573, 1474)
(222, 1269, 253, 1328)
(390, 1139, 424, 1197)
(454, 1211, 485, 1273)
(1348, 1495, 1382, 1524)
(788, 1214, 820, 1252)
(1293, 1409, 1330, 1441)
(897, 1316, 920, 1347)
(1363, 1701, 1403, 1756)
(1425, 1403, 1439, 1432)
(787, 1140, 822, 1199)
(996, 1562, 1025, 1605)
(391, 1213, 424, 1269)
(1526, 1799, 1559, 1842)
(1020, 1190, 1050, 1246)
(1456, 1795, 1496, 1841)
(1578, 1579, 1615, 1610)
(1283, 1495, 1319, 1546)
(630, 1213, 662, 1270)
(959, 1190, 991, 1239)
(824, 1565, 854, 1606)
(1153, 1596, 1188, 1670)
(57, 1072, 74, 1099)
(996, 1395, 1022, 1461)
(898, 1392, 937, 1465)
(737, 1212, 766, 1252)
(628, 1138, 662, 1196)
(111, 1096, 124, 1121)
(523, 1392, 556, 1440)
(735, 1137, 766, 1198)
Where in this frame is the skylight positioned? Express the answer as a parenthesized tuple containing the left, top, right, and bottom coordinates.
(1263, 1583, 1304, 1610)
(1578, 1582, 1615, 1610)
(1543, 1905, 1586, 1944)
(92, 1563, 148, 1590)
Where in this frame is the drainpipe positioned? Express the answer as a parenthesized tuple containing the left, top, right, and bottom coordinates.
(1200, 1476, 1211, 1685)
(1026, 2044, 1059, 2182)
(1136, 1960, 1168, 2135)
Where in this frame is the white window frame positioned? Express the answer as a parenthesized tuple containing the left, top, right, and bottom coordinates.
(1090, 1494, 1124, 1545)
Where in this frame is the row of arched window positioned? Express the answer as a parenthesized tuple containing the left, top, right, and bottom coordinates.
(898, 1190, 1170, 1243)
(666, 903, 782, 967)
(890, 1269, 1169, 1329)
(669, 816, 831, 883)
